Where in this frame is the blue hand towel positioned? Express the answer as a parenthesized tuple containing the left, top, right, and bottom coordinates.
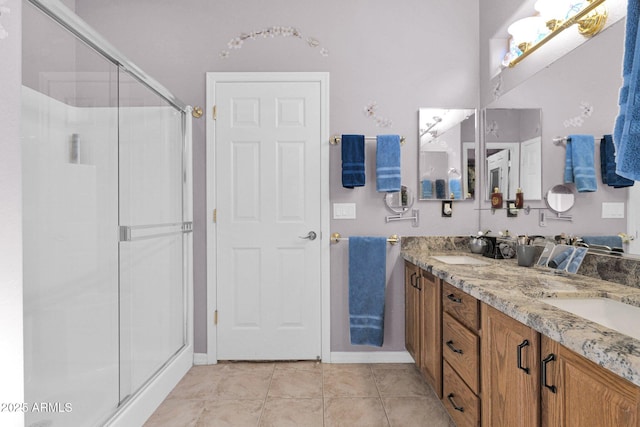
(600, 136, 634, 188)
(548, 248, 573, 269)
(376, 135, 401, 192)
(342, 134, 365, 188)
(613, 0, 640, 181)
(348, 236, 387, 347)
(421, 179, 433, 199)
(449, 178, 463, 200)
(564, 135, 597, 192)
(582, 235, 623, 249)
(435, 179, 446, 199)
(614, 0, 640, 156)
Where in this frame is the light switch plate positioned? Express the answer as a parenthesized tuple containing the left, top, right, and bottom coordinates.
(602, 202, 625, 219)
(333, 203, 356, 219)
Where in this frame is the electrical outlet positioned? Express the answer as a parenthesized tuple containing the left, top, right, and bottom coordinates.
(539, 210, 547, 227)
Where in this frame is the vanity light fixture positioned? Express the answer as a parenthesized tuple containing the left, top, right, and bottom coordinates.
(507, 0, 608, 68)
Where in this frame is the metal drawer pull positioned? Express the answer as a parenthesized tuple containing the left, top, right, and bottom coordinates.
(517, 339, 530, 374)
(541, 353, 557, 393)
(447, 393, 464, 412)
(410, 272, 417, 288)
(446, 340, 464, 354)
(447, 293, 462, 303)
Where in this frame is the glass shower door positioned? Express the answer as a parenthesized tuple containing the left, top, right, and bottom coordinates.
(22, 2, 120, 425)
(117, 70, 188, 401)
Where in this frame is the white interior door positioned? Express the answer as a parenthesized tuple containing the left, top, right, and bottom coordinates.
(520, 136, 542, 200)
(211, 76, 323, 360)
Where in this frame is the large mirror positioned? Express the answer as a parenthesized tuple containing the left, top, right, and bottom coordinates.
(484, 108, 542, 201)
(480, 7, 639, 257)
(418, 108, 476, 201)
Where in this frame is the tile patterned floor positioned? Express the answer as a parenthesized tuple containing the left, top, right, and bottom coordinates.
(144, 362, 455, 427)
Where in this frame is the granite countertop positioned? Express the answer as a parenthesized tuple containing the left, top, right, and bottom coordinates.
(401, 243, 640, 388)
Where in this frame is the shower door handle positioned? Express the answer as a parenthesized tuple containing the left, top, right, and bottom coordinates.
(299, 231, 317, 241)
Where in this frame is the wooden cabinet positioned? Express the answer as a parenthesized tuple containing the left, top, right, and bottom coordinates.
(481, 303, 541, 427)
(442, 282, 481, 427)
(418, 270, 442, 397)
(404, 261, 442, 398)
(404, 261, 420, 366)
(541, 336, 640, 427)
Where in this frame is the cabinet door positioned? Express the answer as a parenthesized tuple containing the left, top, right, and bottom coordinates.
(541, 336, 640, 427)
(404, 262, 420, 364)
(419, 270, 442, 398)
(481, 304, 540, 427)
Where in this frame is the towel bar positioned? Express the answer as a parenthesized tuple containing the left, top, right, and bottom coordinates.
(331, 232, 399, 245)
(553, 135, 604, 146)
(330, 135, 405, 145)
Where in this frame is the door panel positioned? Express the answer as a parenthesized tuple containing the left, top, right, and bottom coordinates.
(215, 80, 321, 360)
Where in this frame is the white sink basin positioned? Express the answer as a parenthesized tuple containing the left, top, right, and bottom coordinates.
(540, 297, 640, 340)
(430, 255, 490, 266)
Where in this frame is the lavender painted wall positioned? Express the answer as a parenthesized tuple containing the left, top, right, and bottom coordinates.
(74, 0, 480, 353)
(0, 0, 25, 424)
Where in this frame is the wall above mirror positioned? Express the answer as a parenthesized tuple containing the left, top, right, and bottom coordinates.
(484, 108, 542, 201)
(418, 108, 476, 201)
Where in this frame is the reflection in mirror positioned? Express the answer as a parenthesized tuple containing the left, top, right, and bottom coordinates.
(418, 108, 476, 201)
(484, 108, 542, 201)
(384, 185, 414, 213)
(545, 184, 575, 213)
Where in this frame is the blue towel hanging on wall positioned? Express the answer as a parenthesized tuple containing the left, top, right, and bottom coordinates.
(564, 135, 597, 192)
(348, 236, 387, 347)
(341, 134, 365, 188)
(376, 135, 401, 192)
(600, 135, 634, 188)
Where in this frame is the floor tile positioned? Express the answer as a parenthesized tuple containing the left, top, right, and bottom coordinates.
(323, 364, 379, 397)
(372, 364, 431, 397)
(383, 396, 455, 427)
(259, 398, 323, 427)
(268, 368, 322, 398)
(195, 399, 263, 427)
(324, 397, 389, 427)
(143, 398, 205, 427)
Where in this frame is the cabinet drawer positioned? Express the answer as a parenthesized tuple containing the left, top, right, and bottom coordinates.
(443, 360, 480, 427)
(443, 312, 479, 394)
(442, 281, 480, 332)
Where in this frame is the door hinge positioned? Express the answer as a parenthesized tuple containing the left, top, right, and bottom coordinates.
(212, 105, 217, 120)
(214, 310, 218, 325)
(213, 208, 217, 223)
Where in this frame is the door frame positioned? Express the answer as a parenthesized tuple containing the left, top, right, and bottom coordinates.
(205, 72, 330, 364)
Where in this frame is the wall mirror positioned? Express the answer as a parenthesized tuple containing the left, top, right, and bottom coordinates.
(544, 184, 575, 213)
(384, 185, 414, 213)
(484, 108, 542, 201)
(418, 108, 476, 201)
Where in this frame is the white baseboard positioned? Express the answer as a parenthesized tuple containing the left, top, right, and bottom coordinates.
(329, 351, 415, 364)
(193, 353, 209, 365)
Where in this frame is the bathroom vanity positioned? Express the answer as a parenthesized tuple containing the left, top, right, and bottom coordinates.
(402, 237, 640, 427)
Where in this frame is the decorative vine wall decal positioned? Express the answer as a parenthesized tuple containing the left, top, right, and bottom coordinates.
(563, 101, 593, 128)
(0, 0, 10, 40)
(219, 26, 329, 59)
(363, 101, 393, 128)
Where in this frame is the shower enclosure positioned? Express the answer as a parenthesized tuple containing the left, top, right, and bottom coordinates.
(21, 1, 193, 426)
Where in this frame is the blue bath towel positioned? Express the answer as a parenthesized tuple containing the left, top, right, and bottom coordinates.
(449, 178, 463, 200)
(613, 0, 640, 181)
(582, 235, 623, 249)
(614, 0, 640, 155)
(435, 179, 446, 199)
(421, 179, 433, 199)
(376, 135, 401, 192)
(564, 135, 597, 192)
(348, 236, 386, 347)
(600, 136, 634, 188)
(341, 134, 365, 188)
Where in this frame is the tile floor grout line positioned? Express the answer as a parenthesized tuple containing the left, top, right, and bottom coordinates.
(255, 362, 276, 427)
(370, 363, 393, 426)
